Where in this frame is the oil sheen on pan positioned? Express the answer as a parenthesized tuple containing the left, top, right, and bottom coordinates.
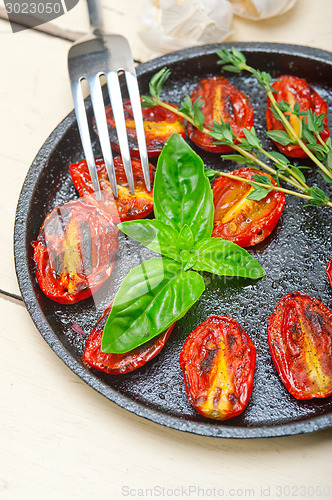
(14, 43, 332, 438)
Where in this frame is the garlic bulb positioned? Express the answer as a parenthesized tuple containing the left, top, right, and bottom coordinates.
(230, 0, 297, 20)
(139, 0, 234, 57)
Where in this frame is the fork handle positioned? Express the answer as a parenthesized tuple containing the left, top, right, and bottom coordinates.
(87, 0, 104, 34)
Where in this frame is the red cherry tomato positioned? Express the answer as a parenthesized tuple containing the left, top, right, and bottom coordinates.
(179, 316, 256, 421)
(327, 259, 332, 290)
(69, 157, 154, 223)
(187, 76, 254, 153)
(266, 75, 330, 158)
(83, 301, 175, 374)
(32, 196, 118, 304)
(102, 98, 186, 158)
(268, 292, 332, 399)
(212, 167, 285, 247)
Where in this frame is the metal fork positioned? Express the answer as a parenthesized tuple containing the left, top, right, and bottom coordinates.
(68, 0, 150, 199)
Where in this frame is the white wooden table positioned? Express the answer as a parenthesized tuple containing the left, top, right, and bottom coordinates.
(1, 1, 332, 498)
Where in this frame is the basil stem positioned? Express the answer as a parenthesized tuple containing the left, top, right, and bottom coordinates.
(102, 134, 265, 354)
(101, 257, 205, 354)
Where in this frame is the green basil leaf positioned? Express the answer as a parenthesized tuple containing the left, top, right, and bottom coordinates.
(101, 257, 205, 353)
(153, 133, 214, 243)
(177, 224, 194, 251)
(180, 249, 197, 270)
(191, 238, 265, 279)
(118, 219, 181, 261)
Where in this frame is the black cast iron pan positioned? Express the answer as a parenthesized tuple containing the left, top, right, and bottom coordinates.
(14, 43, 332, 438)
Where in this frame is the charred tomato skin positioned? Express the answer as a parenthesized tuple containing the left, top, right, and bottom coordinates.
(179, 316, 256, 421)
(102, 98, 186, 158)
(69, 156, 154, 223)
(83, 301, 175, 374)
(268, 292, 332, 400)
(187, 76, 254, 153)
(266, 75, 330, 158)
(212, 167, 285, 247)
(327, 259, 332, 290)
(32, 197, 119, 304)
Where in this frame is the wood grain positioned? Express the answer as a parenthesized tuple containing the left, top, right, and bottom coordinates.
(1, 299, 331, 499)
(1, 0, 332, 497)
(0, 6, 84, 40)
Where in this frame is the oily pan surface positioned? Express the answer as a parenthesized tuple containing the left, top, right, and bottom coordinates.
(14, 43, 332, 437)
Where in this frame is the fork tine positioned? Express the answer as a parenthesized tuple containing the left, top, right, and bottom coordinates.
(125, 71, 151, 192)
(88, 74, 118, 199)
(71, 79, 101, 201)
(106, 71, 135, 195)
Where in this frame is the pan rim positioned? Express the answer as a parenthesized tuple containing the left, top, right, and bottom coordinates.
(14, 42, 332, 438)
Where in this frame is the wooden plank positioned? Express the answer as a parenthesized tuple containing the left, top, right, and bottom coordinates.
(0, 21, 76, 295)
(1, 2, 332, 495)
(0, 6, 84, 40)
(2, 0, 332, 59)
(230, 0, 332, 52)
(0, 0, 146, 295)
(0, 0, 89, 33)
(0, 155, 27, 296)
(0, 0, 149, 60)
(1, 0, 332, 297)
(1, 297, 331, 499)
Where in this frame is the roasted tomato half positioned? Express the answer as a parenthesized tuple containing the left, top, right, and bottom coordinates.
(268, 292, 332, 399)
(187, 76, 254, 153)
(266, 75, 330, 158)
(69, 156, 154, 223)
(101, 98, 186, 158)
(327, 259, 332, 290)
(179, 316, 256, 421)
(83, 301, 175, 374)
(212, 167, 285, 247)
(32, 196, 118, 304)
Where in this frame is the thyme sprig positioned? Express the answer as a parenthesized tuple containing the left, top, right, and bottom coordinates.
(207, 170, 330, 207)
(142, 67, 332, 208)
(209, 171, 316, 202)
(216, 47, 332, 181)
